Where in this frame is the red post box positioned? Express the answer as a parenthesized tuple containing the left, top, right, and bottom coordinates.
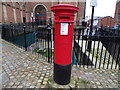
(51, 4, 79, 85)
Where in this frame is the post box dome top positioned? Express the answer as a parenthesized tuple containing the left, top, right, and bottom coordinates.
(51, 4, 79, 12)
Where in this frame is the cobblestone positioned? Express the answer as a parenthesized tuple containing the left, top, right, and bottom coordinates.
(42, 81, 47, 85)
(38, 80, 42, 83)
(1, 39, 119, 88)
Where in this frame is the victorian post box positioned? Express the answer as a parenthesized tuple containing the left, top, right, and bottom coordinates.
(51, 4, 79, 85)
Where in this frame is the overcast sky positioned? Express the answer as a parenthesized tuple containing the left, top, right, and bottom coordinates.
(85, 0, 117, 18)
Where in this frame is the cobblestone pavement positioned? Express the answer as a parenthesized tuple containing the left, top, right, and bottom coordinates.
(1, 39, 119, 88)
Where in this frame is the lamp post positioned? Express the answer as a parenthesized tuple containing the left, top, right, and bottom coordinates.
(87, 0, 97, 52)
(83, 0, 86, 19)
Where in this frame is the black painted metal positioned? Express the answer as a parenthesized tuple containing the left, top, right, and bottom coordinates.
(47, 24, 51, 63)
(23, 25, 27, 51)
(87, 6, 95, 52)
(54, 62, 71, 85)
(10, 24, 14, 44)
(1, 22, 120, 69)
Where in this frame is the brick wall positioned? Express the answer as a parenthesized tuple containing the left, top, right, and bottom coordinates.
(15, 3, 21, 23)
(0, 3, 2, 23)
(22, 5, 26, 17)
(1, 1, 85, 24)
(6, 2, 14, 23)
(98, 16, 114, 28)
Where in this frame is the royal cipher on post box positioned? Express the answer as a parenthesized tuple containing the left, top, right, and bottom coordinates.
(51, 4, 79, 85)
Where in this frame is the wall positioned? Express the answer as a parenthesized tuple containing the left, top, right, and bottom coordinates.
(1, 1, 85, 25)
(98, 16, 115, 28)
(6, 2, 14, 23)
(0, 2, 3, 23)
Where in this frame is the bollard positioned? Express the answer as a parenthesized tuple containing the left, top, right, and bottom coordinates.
(51, 4, 79, 85)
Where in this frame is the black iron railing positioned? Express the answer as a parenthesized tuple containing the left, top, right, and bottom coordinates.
(73, 27, 120, 69)
(2, 22, 120, 69)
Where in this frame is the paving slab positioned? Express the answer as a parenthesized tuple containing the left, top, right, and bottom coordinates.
(1, 71, 9, 85)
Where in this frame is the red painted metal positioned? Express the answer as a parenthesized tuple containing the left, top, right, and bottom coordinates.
(51, 4, 79, 65)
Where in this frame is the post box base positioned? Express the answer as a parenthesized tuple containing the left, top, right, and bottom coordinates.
(54, 62, 72, 85)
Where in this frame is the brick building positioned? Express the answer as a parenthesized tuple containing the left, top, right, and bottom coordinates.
(114, 0, 120, 24)
(98, 16, 114, 28)
(0, 0, 86, 25)
(97, 0, 120, 28)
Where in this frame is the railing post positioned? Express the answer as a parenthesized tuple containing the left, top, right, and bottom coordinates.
(0, 23, 2, 39)
(23, 24, 27, 51)
(47, 24, 51, 63)
(87, 6, 95, 52)
(10, 23, 14, 44)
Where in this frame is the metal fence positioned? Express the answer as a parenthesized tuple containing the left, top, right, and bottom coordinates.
(2, 23, 120, 69)
(73, 27, 120, 69)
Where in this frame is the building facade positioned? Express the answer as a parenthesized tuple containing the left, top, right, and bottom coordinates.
(0, 0, 86, 25)
(98, 16, 114, 28)
(97, 0, 120, 28)
(87, 17, 103, 27)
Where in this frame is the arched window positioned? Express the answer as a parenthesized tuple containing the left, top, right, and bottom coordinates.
(34, 5, 46, 25)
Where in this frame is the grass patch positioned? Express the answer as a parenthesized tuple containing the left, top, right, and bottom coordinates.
(34, 48, 54, 58)
(81, 80, 88, 85)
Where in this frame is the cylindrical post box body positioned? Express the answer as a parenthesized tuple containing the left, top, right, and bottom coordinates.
(51, 4, 79, 85)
